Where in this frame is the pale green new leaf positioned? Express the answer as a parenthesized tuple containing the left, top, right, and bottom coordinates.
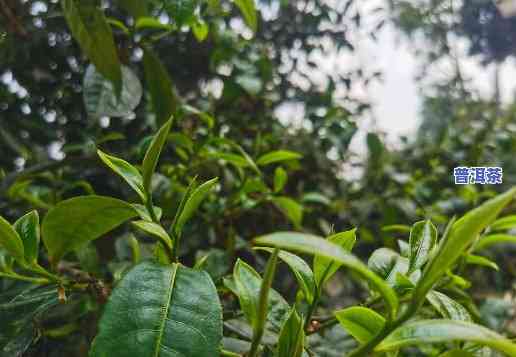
(42, 196, 138, 263)
(313, 229, 356, 288)
(97, 149, 145, 201)
(489, 215, 516, 231)
(142, 118, 173, 192)
(0, 216, 24, 263)
(256, 247, 315, 304)
(426, 290, 471, 321)
(335, 306, 386, 344)
(132, 203, 163, 222)
(253, 232, 398, 319)
(257, 150, 302, 166)
(414, 187, 516, 304)
(464, 254, 499, 271)
(13, 211, 40, 265)
(276, 308, 304, 357)
(233, 0, 257, 32)
(132, 220, 173, 250)
(408, 220, 437, 273)
(376, 320, 516, 356)
(474, 234, 516, 251)
(90, 262, 222, 357)
(274, 167, 288, 193)
(172, 177, 218, 236)
(272, 197, 303, 228)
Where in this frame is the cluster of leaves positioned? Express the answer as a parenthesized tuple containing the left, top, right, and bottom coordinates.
(1, 118, 516, 356)
(1, 0, 516, 356)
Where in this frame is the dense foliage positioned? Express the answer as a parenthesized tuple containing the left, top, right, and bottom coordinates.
(1, 0, 516, 356)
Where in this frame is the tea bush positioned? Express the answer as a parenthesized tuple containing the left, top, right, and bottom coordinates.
(1, 1, 516, 356)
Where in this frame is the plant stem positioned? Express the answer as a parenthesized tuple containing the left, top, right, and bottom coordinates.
(248, 248, 279, 357)
(0, 271, 49, 284)
(304, 291, 320, 331)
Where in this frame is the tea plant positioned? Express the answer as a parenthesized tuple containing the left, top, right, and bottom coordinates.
(0, 119, 516, 356)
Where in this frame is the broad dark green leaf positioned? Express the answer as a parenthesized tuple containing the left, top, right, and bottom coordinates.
(97, 149, 145, 201)
(132, 220, 173, 250)
(408, 220, 437, 273)
(42, 196, 138, 263)
(90, 261, 222, 357)
(83, 64, 142, 117)
(61, 0, 121, 93)
(313, 229, 356, 288)
(273, 167, 288, 193)
(464, 254, 499, 271)
(142, 119, 173, 192)
(426, 291, 471, 321)
(414, 187, 516, 304)
(234, 0, 258, 32)
(256, 247, 315, 304)
(256, 150, 302, 166)
(253, 232, 398, 319)
(335, 306, 386, 344)
(272, 197, 303, 228)
(490, 215, 516, 231)
(376, 320, 516, 355)
(0, 285, 60, 357)
(172, 177, 218, 236)
(474, 234, 516, 251)
(143, 49, 177, 125)
(277, 308, 304, 357)
(13, 211, 40, 265)
(0, 216, 24, 263)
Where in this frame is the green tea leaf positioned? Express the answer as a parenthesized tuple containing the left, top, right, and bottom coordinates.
(142, 118, 173, 192)
(426, 291, 471, 321)
(273, 167, 288, 193)
(256, 247, 315, 304)
(228, 259, 290, 333)
(257, 150, 302, 166)
(163, 0, 199, 26)
(474, 234, 516, 251)
(464, 254, 499, 271)
(368, 248, 409, 286)
(143, 49, 177, 125)
(233, 0, 257, 32)
(489, 215, 516, 231)
(132, 220, 173, 250)
(414, 187, 516, 305)
(438, 350, 475, 357)
(313, 229, 356, 288)
(192, 18, 209, 41)
(172, 177, 218, 236)
(90, 261, 222, 357)
(97, 149, 145, 201)
(135, 17, 173, 31)
(0, 216, 24, 263)
(132, 203, 163, 222)
(13, 211, 40, 265)
(253, 232, 398, 319)
(61, 0, 121, 93)
(376, 320, 516, 355)
(83, 64, 142, 117)
(408, 220, 437, 273)
(272, 197, 303, 228)
(42, 196, 138, 263)
(335, 306, 386, 344)
(276, 308, 304, 357)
